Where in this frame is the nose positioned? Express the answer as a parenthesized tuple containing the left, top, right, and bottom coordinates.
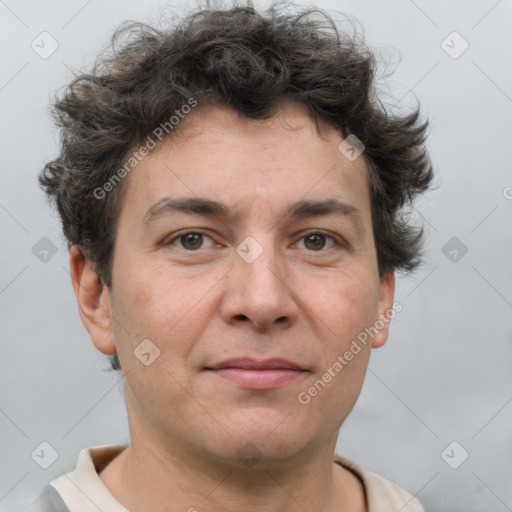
(220, 238, 299, 330)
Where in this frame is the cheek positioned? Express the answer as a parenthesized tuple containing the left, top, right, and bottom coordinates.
(111, 268, 217, 368)
(306, 268, 380, 342)
(319, 272, 380, 405)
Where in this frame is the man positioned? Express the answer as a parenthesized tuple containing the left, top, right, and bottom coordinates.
(23, 2, 433, 511)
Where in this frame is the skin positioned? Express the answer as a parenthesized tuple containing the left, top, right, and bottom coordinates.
(70, 101, 395, 512)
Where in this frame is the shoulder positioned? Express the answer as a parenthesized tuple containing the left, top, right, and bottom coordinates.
(11, 485, 70, 512)
(334, 453, 424, 512)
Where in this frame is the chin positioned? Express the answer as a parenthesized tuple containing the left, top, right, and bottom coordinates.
(215, 416, 313, 461)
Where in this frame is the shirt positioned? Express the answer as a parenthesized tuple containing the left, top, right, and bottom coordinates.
(17, 443, 424, 512)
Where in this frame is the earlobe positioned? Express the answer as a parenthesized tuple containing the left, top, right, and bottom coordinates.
(69, 245, 117, 355)
(371, 271, 396, 349)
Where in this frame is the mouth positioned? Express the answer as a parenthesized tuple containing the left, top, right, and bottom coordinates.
(204, 358, 308, 390)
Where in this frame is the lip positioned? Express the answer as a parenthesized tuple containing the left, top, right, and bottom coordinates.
(207, 358, 304, 371)
(205, 358, 308, 390)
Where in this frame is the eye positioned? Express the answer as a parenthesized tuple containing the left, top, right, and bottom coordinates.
(166, 231, 215, 251)
(296, 231, 340, 251)
(164, 230, 342, 253)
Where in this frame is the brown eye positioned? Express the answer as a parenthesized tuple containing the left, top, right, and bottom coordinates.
(304, 233, 327, 251)
(296, 231, 339, 252)
(165, 231, 215, 251)
(180, 233, 204, 250)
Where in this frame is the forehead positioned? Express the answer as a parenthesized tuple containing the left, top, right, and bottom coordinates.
(118, 102, 371, 225)
(165, 101, 350, 155)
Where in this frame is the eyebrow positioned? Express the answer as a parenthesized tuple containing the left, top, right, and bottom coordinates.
(142, 196, 365, 232)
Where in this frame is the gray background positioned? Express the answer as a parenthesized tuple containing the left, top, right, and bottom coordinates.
(1, 1, 511, 511)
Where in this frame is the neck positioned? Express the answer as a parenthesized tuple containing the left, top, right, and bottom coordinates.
(98, 436, 366, 512)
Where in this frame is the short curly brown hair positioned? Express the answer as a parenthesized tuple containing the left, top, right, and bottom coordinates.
(39, 1, 433, 372)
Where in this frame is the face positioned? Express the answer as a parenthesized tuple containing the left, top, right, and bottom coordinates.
(81, 102, 394, 467)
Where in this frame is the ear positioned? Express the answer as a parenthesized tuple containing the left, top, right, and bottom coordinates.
(69, 245, 117, 356)
(371, 271, 396, 349)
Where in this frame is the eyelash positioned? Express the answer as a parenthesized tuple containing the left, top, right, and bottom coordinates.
(164, 229, 343, 253)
